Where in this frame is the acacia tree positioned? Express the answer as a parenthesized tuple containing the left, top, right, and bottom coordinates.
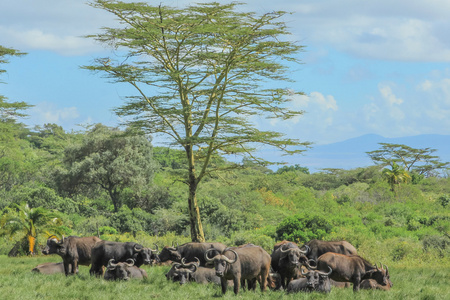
(84, 1, 309, 242)
(0, 46, 35, 190)
(367, 143, 449, 177)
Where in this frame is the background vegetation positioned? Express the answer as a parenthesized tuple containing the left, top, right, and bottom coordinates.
(0, 120, 449, 268)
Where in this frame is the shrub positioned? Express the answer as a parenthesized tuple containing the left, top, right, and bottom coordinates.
(275, 213, 333, 244)
(438, 194, 450, 208)
(422, 235, 450, 257)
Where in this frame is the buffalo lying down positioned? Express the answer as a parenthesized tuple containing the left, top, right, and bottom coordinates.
(32, 262, 71, 275)
(104, 259, 148, 281)
(286, 267, 332, 293)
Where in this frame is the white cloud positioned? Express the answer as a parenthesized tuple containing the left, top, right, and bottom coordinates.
(0, 27, 100, 56)
(30, 102, 80, 125)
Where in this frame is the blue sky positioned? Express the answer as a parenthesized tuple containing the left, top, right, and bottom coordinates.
(1, 0, 449, 148)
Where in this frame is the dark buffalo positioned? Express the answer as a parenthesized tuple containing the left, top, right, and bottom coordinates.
(205, 245, 271, 295)
(300, 239, 357, 262)
(308, 252, 391, 292)
(104, 259, 148, 281)
(158, 242, 226, 266)
(286, 267, 333, 293)
(166, 258, 224, 285)
(90, 241, 157, 276)
(42, 235, 101, 275)
(31, 262, 71, 275)
(270, 240, 308, 289)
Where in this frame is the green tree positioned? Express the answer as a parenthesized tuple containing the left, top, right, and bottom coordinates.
(59, 124, 157, 212)
(382, 162, 411, 192)
(0, 46, 35, 190)
(0, 203, 62, 255)
(84, 1, 309, 242)
(367, 143, 449, 177)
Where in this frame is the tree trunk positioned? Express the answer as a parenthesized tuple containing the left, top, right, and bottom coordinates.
(27, 235, 36, 255)
(188, 177, 205, 242)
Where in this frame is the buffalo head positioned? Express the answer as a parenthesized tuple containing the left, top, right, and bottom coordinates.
(205, 248, 237, 277)
(42, 235, 66, 255)
(302, 267, 332, 291)
(104, 258, 135, 281)
(166, 257, 199, 285)
(367, 263, 392, 287)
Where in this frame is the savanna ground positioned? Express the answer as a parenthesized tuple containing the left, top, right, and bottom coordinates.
(1, 255, 448, 300)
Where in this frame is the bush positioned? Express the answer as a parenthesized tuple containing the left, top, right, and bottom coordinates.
(438, 194, 450, 208)
(422, 235, 450, 257)
(276, 213, 333, 244)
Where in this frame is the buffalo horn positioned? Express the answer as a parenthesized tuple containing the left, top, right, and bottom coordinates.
(204, 248, 218, 262)
(223, 249, 238, 264)
(108, 259, 118, 269)
(126, 258, 135, 267)
(318, 266, 333, 276)
(189, 263, 197, 273)
(301, 267, 309, 276)
(280, 246, 291, 253)
(383, 264, 389, 273)
(134, 245, 143, 252)
(151, 244, 159, 254)
(173, 262, 182, 270)
(299, 244, 310, 254)
(303, 259, 317, 270)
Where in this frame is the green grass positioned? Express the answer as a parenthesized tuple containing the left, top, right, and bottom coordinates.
(0, 255, 448, 300)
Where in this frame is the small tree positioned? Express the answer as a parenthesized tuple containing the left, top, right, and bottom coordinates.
(0, 203, 62, 255)
(84, 1, 309, 242)
(382, 162, 411, 192)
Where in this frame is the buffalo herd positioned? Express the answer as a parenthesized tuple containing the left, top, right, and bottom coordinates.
(36, 235, 392, 294)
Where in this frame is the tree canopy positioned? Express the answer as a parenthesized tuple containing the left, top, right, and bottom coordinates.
(59, 124, 157, 212)
(367, 143, 449, 177)
(84, 1, 309, 242)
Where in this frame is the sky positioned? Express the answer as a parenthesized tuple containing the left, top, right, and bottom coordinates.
(1, 0, 450, 150)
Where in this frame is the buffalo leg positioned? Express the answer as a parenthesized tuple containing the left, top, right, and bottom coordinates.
(233, 276, 241, 295)
(261, 267, 270, 292)
(221, 278, 228, 294)
(353, 276, 361, 292)
(63, 262, 70, 276)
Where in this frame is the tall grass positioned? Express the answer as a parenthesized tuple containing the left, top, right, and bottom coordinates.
(0, 255, 448, 300)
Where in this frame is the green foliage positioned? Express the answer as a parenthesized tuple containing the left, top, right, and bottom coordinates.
(99, 226, 117, 235)
(276, 213, 333, 243)
(58, 124, 157, 212)
(438, 194, 450, 208)
(367, 142, 449, 177)
(275, 164, 309, 175)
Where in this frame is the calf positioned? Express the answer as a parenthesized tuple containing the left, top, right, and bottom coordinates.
(104, 259, 148, 280)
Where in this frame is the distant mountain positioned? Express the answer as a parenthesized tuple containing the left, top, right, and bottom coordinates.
(277, 134, 450, 172)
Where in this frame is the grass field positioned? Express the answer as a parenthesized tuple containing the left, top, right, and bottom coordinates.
(0, 255, 448, 300)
